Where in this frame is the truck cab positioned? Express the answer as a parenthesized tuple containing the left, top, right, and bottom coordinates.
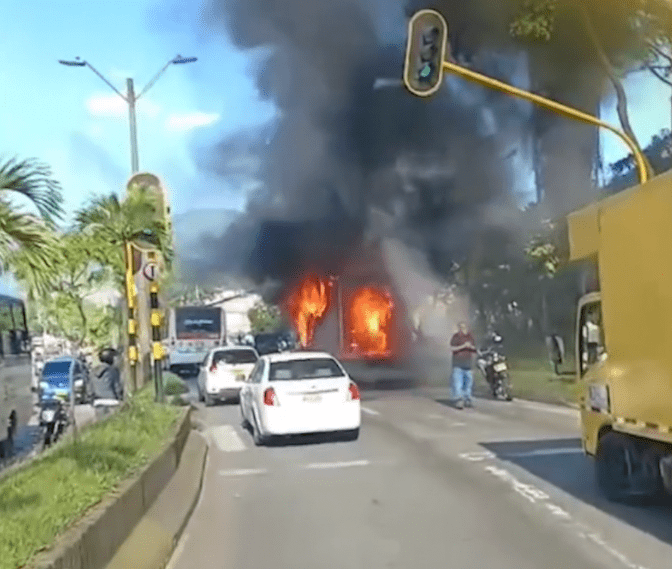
(568, 168, 672, 501)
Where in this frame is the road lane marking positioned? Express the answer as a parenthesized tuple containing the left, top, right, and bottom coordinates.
(362, 407, 380, 416)
(210, 425, 247, 452)
(479, 463, 650, 569)
(503, 447, 583, 458)
(485, 465, 549, 503)
(219, 468, 267, 477)
(304, 459, 370, 470)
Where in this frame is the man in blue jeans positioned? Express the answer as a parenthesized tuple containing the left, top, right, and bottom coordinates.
(450, 321, 477, 409)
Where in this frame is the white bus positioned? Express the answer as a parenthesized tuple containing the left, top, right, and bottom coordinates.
(164, 306, 227, 376)
(0, 295, 33, 459)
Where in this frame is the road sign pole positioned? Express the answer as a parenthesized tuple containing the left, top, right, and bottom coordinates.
(149, 279, 165, 403)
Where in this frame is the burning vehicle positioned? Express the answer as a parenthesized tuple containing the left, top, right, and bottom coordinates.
(278, 241, 416, 387)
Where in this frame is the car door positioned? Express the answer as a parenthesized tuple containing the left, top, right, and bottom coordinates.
(245, 360, 263, 421)
(241, 361, 260, 417)
(197, 352, 211, 395)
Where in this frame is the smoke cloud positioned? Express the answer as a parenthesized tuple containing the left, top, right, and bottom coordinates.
(188, 0, 542, 287)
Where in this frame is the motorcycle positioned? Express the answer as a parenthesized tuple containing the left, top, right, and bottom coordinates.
(39, 384, 69, 447)
(476, 333, 513, 401)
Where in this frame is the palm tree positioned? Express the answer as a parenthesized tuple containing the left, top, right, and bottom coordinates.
(0, 156, 63, 272)
(74, 188, 173, 287)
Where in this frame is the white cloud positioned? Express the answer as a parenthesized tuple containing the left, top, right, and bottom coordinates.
(165, 112, 220, 132)
(85, 94, 161, 118)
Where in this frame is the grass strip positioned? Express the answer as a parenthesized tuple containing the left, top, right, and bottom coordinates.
(0, 385, 182, 569)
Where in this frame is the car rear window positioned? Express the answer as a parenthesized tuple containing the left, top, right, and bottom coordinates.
(269, 358, 345, 381)
(42, 361, 72, 376)
(213, 349, 258, 365)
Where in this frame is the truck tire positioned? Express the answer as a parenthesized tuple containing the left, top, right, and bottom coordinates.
(596, 431, 661, 503)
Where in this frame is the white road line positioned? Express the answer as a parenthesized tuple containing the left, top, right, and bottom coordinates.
(479, 463, 650, 569)
(503, 447, 583, 458)
(165, 532, 189, 569)
(362, 407, 380, 416)
(210, 425, 247, 452)
(219, 468, 267, 477)
(304, 459, 370, 470)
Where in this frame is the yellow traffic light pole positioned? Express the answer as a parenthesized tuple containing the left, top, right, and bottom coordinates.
(126, 239, 166, 402)
(124, 241, 139, 394)
(440, 60, 649, 185)
(402, 9, 648, 185)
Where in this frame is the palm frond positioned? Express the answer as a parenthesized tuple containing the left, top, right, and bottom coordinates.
(0, 156, 65, 224)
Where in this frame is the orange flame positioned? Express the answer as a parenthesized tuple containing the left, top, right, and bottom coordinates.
(287, 276, 331, 348)
(348, 287, 393, 357)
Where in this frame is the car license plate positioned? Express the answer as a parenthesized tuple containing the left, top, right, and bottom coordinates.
(303, 394, 322, 403)
(235, 374, 245, 382)
(493, 363, 507, 372)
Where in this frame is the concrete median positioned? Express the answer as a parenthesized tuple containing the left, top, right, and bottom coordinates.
(28, 406, 208, 569)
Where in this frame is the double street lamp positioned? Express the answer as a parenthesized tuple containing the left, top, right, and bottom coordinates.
(58, 55, 197, 173)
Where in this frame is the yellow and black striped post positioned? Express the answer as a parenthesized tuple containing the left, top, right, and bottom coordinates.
(149, 281, 165, 403)
(125, 242, 139, 394)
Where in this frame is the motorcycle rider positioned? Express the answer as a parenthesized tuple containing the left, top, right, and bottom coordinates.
(92, 348, 123, 417)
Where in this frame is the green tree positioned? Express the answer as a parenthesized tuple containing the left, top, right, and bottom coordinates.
(74, 188, 173, 288)
(248, 301, 283, 334)
(10, 233, 111, 346)
(509, 0, 671, 177)
(0, 156, 63, 267)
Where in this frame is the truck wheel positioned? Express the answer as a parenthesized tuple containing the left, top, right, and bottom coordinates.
(596, 431, 660, 502)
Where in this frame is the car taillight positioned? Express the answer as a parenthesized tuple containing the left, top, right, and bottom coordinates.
(210, 363, 217, 373)
(264, 387, 278, 406)
(348, 382, 360, 401)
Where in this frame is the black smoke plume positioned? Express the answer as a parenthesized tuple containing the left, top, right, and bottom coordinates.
(191, 0, 533, 285)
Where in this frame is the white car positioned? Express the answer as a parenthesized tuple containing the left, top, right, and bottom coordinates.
(239, 351, 361, 446)
(197, 346, 260, 406)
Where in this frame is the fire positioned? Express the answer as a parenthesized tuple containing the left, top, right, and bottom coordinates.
(287, 276, 331, 348)
(348, 287, 393, 357)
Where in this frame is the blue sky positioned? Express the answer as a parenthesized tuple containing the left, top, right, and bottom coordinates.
(1, 0, 670, 296)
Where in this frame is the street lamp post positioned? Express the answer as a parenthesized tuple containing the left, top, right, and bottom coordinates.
(58, 55, 197, 174)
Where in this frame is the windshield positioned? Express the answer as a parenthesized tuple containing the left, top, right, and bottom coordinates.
(213, 349, 258, 365)
(269, 358, 345, 381)
(175, 307, 222, 340)
(42, 362, 72, 380)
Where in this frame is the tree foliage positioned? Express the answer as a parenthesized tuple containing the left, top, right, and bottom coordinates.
(0, 156, 63, 268)
(248, 301, 283, 334)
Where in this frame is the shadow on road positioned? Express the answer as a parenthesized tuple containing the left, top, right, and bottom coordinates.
(480, 438, 672, 547)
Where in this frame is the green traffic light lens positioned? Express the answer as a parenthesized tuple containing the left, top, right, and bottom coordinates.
(418, 63, 434, 81)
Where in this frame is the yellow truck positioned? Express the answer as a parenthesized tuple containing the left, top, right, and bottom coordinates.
(568, 168, 672, 501)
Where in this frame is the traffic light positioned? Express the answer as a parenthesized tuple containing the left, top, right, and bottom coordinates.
(403, 9, 449, 97)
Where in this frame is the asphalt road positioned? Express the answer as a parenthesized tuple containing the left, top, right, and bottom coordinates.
(167, 381, 672, 569)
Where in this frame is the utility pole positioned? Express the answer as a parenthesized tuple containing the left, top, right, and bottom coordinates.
(127, 78, 139, 173)
(58, 55, 197, 174)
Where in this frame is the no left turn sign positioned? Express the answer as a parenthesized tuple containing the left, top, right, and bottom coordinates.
(143, 262, 159, 281)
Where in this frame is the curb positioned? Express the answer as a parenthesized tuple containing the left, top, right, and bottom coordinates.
(103, 428, 208, 569)
(28, 405, 196, 569)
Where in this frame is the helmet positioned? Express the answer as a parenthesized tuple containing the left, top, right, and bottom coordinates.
(99, 348, 116, 365)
